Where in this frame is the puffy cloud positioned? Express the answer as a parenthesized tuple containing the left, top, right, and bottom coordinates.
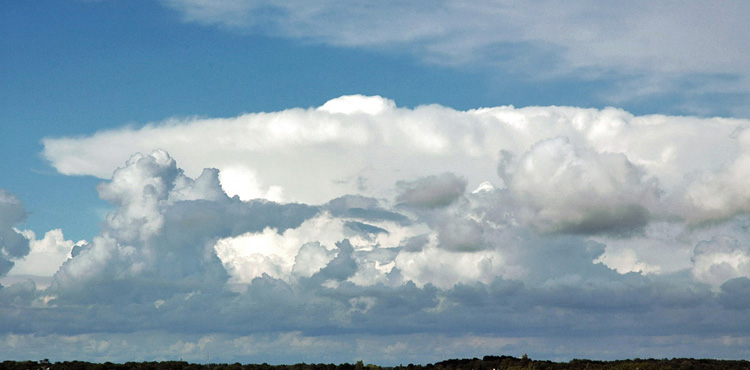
(502, 136, 659, 235)
(685, 128, 750, 222)
(36, 98, 750, 295)
(1, 229, 83, 289)
(691, 236, 750, 288)
(19, 97, 750, 362)
(42, 96, 750, 228)
(96, 150, 182, 242)
(394, 246, 505, 289)
(49, 150, 318, 304)
(591, 221, 694, 276)
(214, 207, 423, 287)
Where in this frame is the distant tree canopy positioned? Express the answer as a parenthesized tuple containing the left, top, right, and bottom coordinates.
(2, 355, 750, 370)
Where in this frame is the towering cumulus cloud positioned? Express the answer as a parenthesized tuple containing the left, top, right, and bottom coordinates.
(50, 150, 317, 304)
(6, 96, 750, 362)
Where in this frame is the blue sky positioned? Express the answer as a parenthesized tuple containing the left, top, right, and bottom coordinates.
(4, 0, 750, 365)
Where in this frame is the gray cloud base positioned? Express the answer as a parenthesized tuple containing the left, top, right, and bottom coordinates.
(11, 98, 750, 362)
(0, 190, 31, 277)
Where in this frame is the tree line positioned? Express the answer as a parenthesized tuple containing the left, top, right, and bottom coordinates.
(3, 355, 750, 370)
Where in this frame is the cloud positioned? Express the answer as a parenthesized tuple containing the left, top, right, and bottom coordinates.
(691, 236, 750, 288)
(37, 96, 750, 290)
(42, 96, 750, 226)
(502, 136, 658, 235)
(685, 128, 750, 222)
(17, 97, 750, 362)
(7, 329, 750, 365)
(158, 1, 750, 112)
(48, 150, 318, 305)
(0, 190, 31, 279)
(1, 229, 83, 289)
(396, 173, 467, 209)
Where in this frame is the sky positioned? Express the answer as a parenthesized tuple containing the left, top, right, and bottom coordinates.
(3, 0, 750, 365)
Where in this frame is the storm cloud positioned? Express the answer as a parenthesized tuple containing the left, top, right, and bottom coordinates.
(5, 96, 750, 363)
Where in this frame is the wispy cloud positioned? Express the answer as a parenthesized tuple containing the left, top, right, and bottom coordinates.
(160, 1, 750, 114)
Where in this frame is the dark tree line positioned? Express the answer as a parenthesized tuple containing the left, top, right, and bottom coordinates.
(3, 355, 750, 370)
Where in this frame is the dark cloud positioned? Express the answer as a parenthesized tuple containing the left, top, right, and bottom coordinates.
(400, 234, 430, 252)
(396, 173, 467, 209)
(437, 218, 485, 252)
(719, 277, 750, 309)
(344, 221, 389, 238)
(9, 145, 750, 362)
(0, 190, 31, 279)
(327, 195, 410, 224)
(312, 239, 358, 282)
(559, 204, 650, 236)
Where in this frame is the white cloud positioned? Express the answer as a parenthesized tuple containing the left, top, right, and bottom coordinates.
(692, 236, 750, 288)
(38, 96, 750, 289)
(685, 128, 750, 222)
(591, 221, 694, 275)
(594, 248, 661, 275)
(42, 96, 750, 225)
(3, 229, 83, 288)
(20, 97, 750, 363)
(219, 166, 285, 202)
(318, 94, 396, 115)
(503, 136, 659, 234)
(159, 1, 750, 109)
(215, 211, 425, 287)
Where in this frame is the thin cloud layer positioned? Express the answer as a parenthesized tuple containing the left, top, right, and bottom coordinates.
(6, 96, 750, 362)
(159, 1, 750, 114)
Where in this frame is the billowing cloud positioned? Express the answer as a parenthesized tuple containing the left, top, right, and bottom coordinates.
(691, 236, 750, 288)
(11, 97, 750, 362)
(501, 137, 658, 234)
(42, 95, 750, 227)
(37, 96, 750, 292)
(1, 229, 83, 289)
(48, 150, 318, 305)
(685, 128, 750, 222)
(158, 1, 750, 113)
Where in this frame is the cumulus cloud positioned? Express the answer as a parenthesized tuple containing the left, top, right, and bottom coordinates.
(502, 136, 659, 235)
(42, 96, 750, 227)
(37, 96, 750, 291)
(49, 150, 318, 304)
(691, 236, 750, 288)
(1, 229, 83, 289)
(16, 97, 750, 362)
(685, 128, 750, 222)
